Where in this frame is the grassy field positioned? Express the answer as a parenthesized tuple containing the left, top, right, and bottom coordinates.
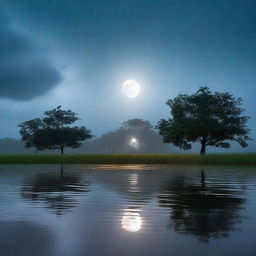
(0, 153, 255, 165)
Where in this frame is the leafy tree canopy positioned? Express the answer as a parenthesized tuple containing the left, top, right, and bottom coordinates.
(157, 87, 251, 154)
(43, 106, 79, 128)
(122, 118, 153, 131)
(81, 118, 171, 153)
(18, 106, 93, 154)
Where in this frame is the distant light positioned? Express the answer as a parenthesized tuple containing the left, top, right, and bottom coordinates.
(122, 79, 141, 98)
(131, 138, 137, 144)
(129, 137, 139, 148)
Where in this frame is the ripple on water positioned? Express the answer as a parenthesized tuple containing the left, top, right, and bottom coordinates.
(0, 165, 256, 256)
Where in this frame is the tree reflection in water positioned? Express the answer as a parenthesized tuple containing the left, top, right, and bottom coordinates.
(21, 165, 89, 215)
(159, 170, 246, 243)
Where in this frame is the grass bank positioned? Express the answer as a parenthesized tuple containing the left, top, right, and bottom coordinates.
(0, 153, 255, 165)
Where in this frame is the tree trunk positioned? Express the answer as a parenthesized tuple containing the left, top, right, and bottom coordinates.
(60, 146, 64, 155)
(200, 141, 206, 155)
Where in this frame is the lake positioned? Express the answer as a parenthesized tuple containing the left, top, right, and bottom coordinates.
(0, 164, 256, 256)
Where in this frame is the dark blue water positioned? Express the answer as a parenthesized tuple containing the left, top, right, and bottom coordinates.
(0, 165, 256, 256)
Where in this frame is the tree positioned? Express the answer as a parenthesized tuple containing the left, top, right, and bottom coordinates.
(157, 87, 251, 155)
(122, 119, 153, 132)
(80, 118, 171, 153)
(18, 106, 93, 154)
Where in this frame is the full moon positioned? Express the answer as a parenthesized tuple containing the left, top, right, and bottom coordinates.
(122, 79, 141, 98)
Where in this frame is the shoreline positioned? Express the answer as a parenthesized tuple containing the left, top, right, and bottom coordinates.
(0, 153, 255, 165)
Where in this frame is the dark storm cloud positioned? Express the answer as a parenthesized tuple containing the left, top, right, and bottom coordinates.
(0, 12, 61, 100)
(6, 0, 256, 91)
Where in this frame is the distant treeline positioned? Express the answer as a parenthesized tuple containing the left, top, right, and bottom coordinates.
(0, 138, 33, 154)
(0, 119, 172, 154)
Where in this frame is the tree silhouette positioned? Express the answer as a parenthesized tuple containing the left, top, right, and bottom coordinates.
(157, 87, 251, 154)
(18, 106, 93, 154)
(82, 118, 170, 153)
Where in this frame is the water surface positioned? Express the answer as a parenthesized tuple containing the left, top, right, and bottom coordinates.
(0, 164, 256, 256)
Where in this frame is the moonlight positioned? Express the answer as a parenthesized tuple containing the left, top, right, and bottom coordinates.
(122, 79, 141, 98)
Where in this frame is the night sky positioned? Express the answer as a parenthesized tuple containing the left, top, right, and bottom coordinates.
(0, 0, 255, 151)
